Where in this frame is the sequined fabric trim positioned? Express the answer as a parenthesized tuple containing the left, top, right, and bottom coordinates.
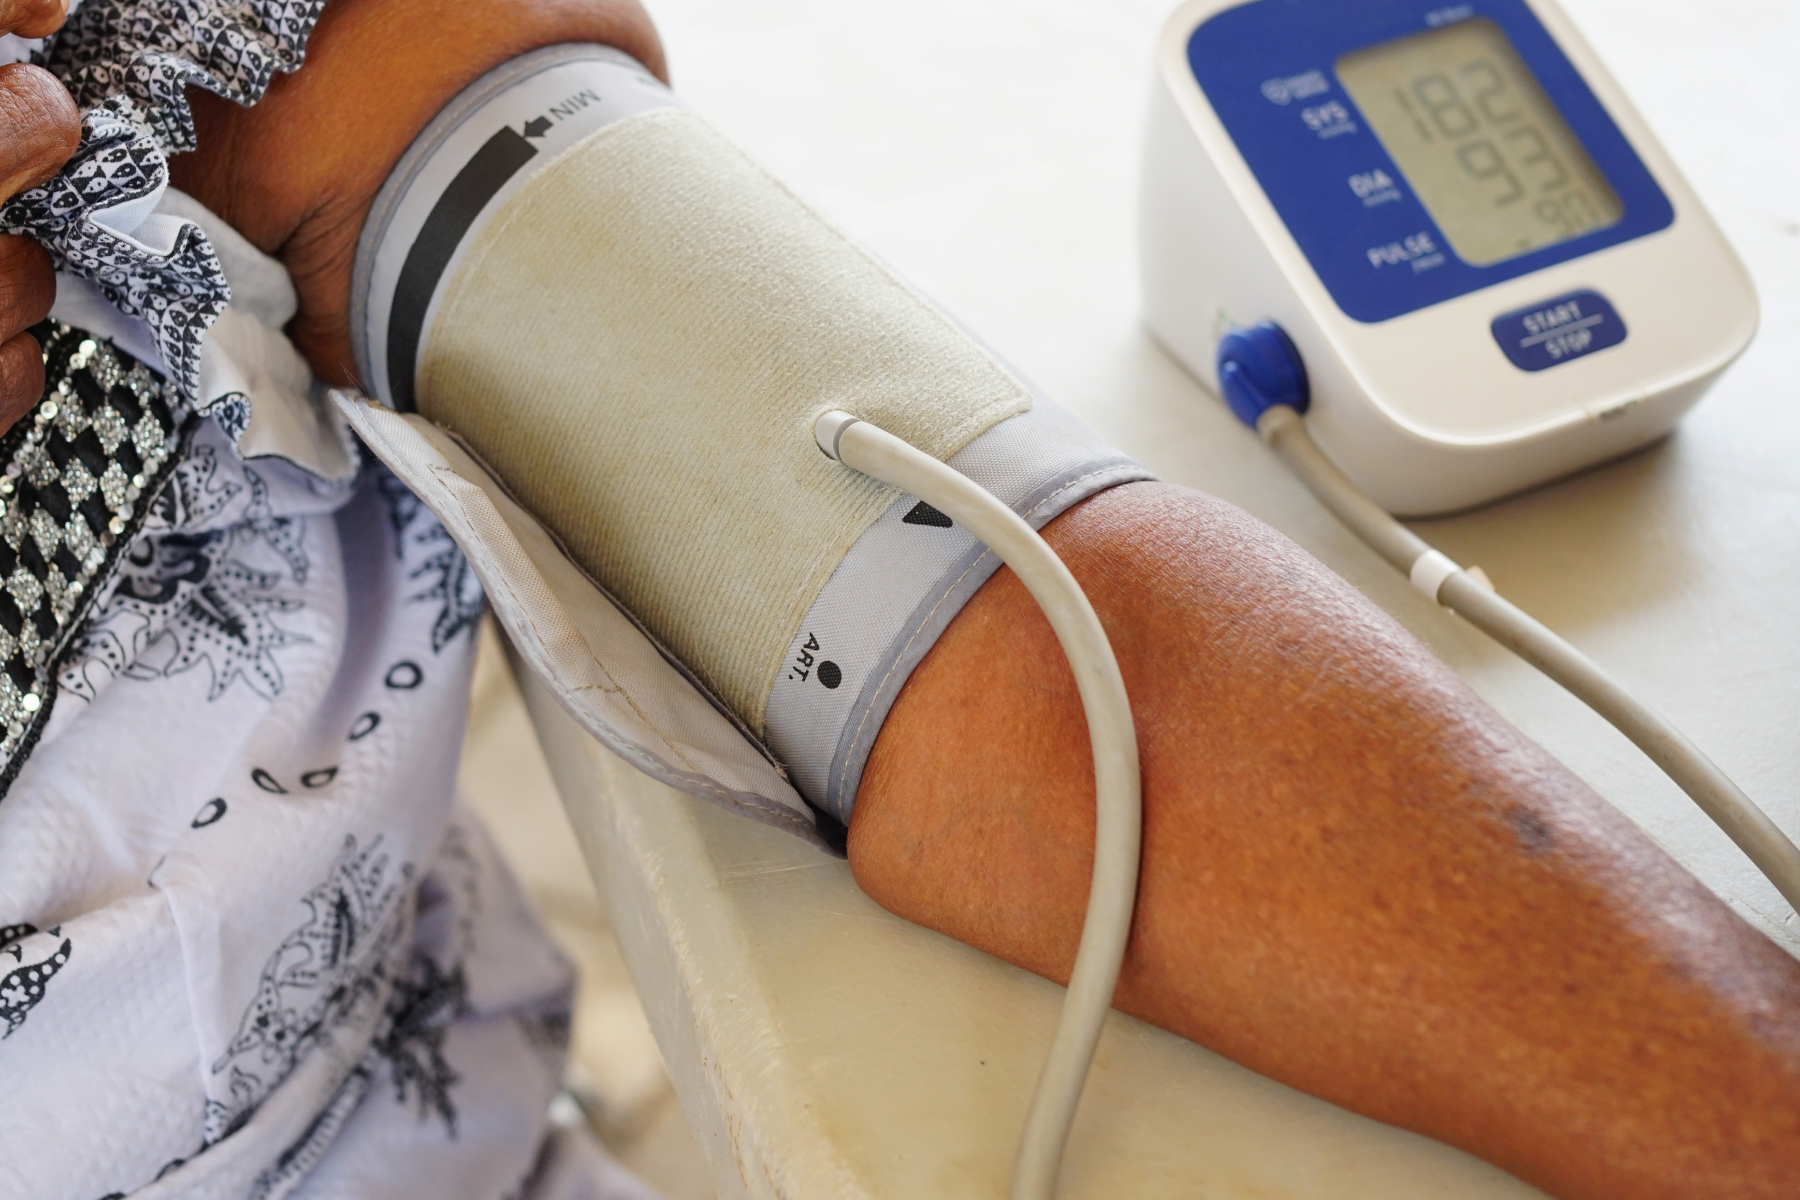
(0, 321, 186, 786)
(0, 99, 223, 400)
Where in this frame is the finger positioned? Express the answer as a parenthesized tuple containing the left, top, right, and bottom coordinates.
(0, 63, 78, 201)
(0, 0, 67, 40)
(0, 329, 43, 433)
(0, 234, 52, 342)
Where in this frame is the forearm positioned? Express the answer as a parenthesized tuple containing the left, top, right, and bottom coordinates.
(850, 480, 1800, 1200)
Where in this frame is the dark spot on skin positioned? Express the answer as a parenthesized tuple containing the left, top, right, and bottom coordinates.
(1506, 806, 1556, 855)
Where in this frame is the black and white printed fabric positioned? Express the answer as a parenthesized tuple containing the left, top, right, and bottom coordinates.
(0, 180, 356, 796)
(0, 420, 578, 1200)
(0, 204, 661, 1199)
(0, 7, 664, 1195)
(0, 0, 328, 401)
(764, 398, 1152, 824)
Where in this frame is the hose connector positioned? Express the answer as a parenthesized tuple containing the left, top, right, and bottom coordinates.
(814, 409, 861, 461)
(1216, 321, 1309, 429)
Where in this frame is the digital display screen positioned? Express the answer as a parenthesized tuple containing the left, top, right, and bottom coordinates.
(1337, 19, 1622, 267)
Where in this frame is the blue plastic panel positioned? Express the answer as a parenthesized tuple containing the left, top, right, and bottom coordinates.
(1188, 0, 1673, 323)
(1490, 288, 1626, 369)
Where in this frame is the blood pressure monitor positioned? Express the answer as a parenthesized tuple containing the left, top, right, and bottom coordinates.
(1140, 0, 1757, 514)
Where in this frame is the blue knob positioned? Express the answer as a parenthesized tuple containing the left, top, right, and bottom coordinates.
(1216, 321, 1310, 428)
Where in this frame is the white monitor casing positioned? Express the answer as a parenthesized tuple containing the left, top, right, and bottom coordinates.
(1139, 0, 1757, 515)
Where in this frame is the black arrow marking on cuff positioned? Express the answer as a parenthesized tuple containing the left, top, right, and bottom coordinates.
(386, 125, 540, 411)
(902, 501, 954, 528)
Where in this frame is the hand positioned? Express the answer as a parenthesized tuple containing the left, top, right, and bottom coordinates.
(0, 0, 68, 40)
(0, 0, 79, 430)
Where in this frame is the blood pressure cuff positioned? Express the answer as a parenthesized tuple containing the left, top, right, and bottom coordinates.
(343, 45, 1153, 844)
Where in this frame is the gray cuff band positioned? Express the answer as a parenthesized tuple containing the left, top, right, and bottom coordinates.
(764, 398, 1154, 824)
(351, 43, 678, 410)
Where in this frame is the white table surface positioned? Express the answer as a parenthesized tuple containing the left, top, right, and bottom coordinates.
(526, 1, 1800, 1195)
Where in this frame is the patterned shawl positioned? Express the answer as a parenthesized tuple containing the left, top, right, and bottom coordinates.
(0, 1, 327, 401)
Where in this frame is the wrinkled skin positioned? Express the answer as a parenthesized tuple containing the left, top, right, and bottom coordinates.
(166, 3, 1800, 1197)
